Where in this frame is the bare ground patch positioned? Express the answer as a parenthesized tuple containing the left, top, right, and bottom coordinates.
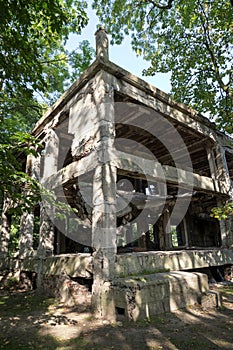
(0, 285, 233, 350)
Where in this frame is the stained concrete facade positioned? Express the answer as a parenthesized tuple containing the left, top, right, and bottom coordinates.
(1, 28, 233, 320)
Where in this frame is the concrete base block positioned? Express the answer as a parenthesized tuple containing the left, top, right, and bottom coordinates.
(110, 271, 209, 321)
(201, 290, 222, 308)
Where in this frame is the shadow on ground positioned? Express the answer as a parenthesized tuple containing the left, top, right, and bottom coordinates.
(0, 287, 233, 350)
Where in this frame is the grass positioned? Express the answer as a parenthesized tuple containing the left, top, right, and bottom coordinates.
(0, 292, 54, 317)
(220, 287, 233, 295)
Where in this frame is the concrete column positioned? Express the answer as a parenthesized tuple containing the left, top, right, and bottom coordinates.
(214, 145, 232, 247)
(18, 154, 37, 257)
(218, 214, 231, 248)
(164, 209, 173, 250)
(35, 130, 57, 257)
(0, 196, 11, 257)
(214, 145, 231, 194)
(206, 146, 220, 192)
(95, 27, 109, 60)
(92, 163, 117, 268)
(183, 218, 189, 248)
(42, 129, 59, 180)
(229, 218, 233, 248)
(33, 152, 42, 181)
(18, 212, 34, 257)
(91, 34, 117, 317)
(216, 195, 232, 248)
(37, 206, 54, 257)
(92, 163, 117, 319)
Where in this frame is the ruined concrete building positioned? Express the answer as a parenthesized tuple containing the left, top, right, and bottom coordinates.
(1, 28, 233, 320)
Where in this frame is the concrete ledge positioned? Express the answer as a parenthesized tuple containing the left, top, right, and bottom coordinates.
(39, 254, 93, 278)
(116, 249, 233, 276)
(0, 254, 93, 279)
(1, 249, 233, 279)
(110, 271, 209, 321)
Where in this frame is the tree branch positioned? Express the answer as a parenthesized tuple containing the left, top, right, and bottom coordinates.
(137, 0, 174, 10)
(41, 57, 67, 65)
(151, 0, 174, 9)
(198, 2, 229, 94)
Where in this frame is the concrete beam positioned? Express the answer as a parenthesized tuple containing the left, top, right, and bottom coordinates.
(43, 149, 227, 196)
(103, 71, 218, 142)
(114, 151, 226, 194)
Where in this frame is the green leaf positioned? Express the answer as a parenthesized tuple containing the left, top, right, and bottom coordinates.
(93, 0, 233, 133)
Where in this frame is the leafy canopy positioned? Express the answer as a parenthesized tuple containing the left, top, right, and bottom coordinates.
(0, 0, 95, 209)
(93, 0, 233, 133)
(0, 0, 91, 123)
(0, 0, 88, 93)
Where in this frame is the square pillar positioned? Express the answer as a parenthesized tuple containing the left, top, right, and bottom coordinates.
(229, 218, 233, 248)
(41, 129, 59, 180)
(37, 206, 54, 257)
(90, 70, 117, 319)
(92, 163, 117, 272)
(214, 145, 232, 193)
(0, 196, 11, 257)
(18, 154, 37, 257)
(18, 212, 34, 257)
(214, 145, 232, 247)
(206, 145, 220, 192)
(164, 209, 173, 250)
(92, 163, 117, 319)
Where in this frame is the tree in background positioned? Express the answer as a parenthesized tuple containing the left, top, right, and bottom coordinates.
(93, 0, 233, 219)
(0, 1, 96, 254)
(93, 0, 233, 133)
(0, 0, 94, 208)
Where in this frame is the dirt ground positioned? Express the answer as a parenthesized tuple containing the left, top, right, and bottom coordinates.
(0, 284, 233, 350)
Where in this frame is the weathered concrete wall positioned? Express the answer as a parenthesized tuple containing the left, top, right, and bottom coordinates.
(39, 272, 92, 307)
(0, 253, 93, 279)
(116, 249, 233, 276)
(22, 253, 93, 278)
(110, 271, 209, 321)
(1, 249, 233, 280)
(68, 77, 99, 160)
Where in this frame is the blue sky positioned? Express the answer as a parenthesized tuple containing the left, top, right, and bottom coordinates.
(67, 3, 171, 93)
